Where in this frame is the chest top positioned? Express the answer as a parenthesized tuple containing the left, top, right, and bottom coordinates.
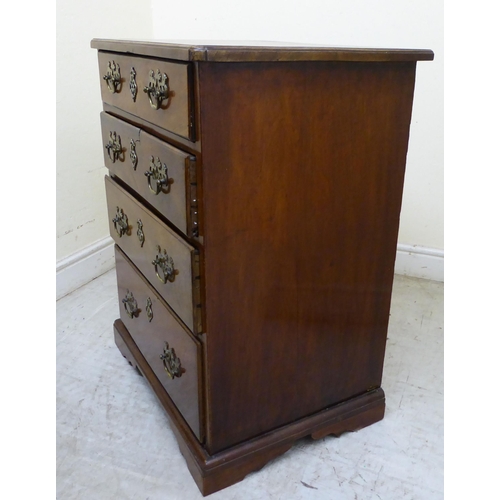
(91, 38, 433, 62)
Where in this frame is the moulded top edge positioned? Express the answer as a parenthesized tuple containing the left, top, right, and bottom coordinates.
(90, 39, 434, 63)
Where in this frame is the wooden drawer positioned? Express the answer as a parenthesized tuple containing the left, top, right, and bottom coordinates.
(115, 245, 204, 441)
(105, 175, 202, 334)
(100, 112, 198, 238)
(97, 51, 193, 141)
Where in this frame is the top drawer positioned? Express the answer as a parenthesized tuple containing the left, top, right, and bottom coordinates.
(97, 51, 194, 141)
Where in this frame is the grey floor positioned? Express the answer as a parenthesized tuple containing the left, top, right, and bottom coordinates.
(57, 270, 444, 500)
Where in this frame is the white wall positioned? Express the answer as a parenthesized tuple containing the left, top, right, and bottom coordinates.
(150, 0, 444, 252)
(56, 0, 153, 263)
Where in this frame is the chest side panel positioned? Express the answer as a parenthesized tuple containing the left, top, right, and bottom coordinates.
(199, 60, 416, 453)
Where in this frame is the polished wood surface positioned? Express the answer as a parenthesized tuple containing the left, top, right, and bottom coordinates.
(93, 39, 433, 495)
(114, 316, 384, 496)
(101, 112, 196, 236)
(97, 51, 194, 140)
(103, 103, 202, 155)
(92, 38, 434, 63)
(115, 246, 204, 440)
(199, 60, 416, 453)
(105, 175, 201, 333)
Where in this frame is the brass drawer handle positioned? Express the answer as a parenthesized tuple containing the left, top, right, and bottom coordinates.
(146, 297, 153, 322)
(144, 156, 170, 195)
(105, 131, 123, 163)
(143, 69, 169, 110)
(160, 341, 182, 379)
(103, 60, 121, 93)
(112, 206, 129, 237)
(130, 67, 138, 102)
(130, 139, 138, 169)
(152, 245, 176, 284)
(137, 219, 145, 247)
(122, 290, 139, 318)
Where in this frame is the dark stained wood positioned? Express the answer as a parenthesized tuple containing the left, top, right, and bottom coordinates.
(115, 245, 204, 440)
(105, 175, 202, 333)
(199, 60, 416, 453)
(91, 38, 434, 63)
(102, 103, 202, 155)
(94, 39, 433, 496)
(113, 319, 209, 458)
(114, 317, 385, 496)
(100, 112, 198, 237)
(97, 51, 194, 140)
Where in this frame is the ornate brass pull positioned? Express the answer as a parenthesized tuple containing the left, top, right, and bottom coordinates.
(137, 219, 145, 247)
(129, 67, 138, 102)
(112, 206, 129, 237)
(143, 69, 169, 110)
(146, 297, 153, 322)
(122, 290, 139, 318)
(160, 342, 182, 379)
(130, 139, 138, 169)
(152, 245, 176, 284)
(144, 156, 170, 195)
(105, 131, 123, 163)
(103, 60, 121, 93)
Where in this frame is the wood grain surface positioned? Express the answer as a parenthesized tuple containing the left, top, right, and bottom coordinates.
(115, 246, 204, 440)
(105, 175, 201, 333)
(91, 38, 434, 63)
(100, 112, 196, 236)
(198, 60, 416, 453)
(97, 51, 194, 140)
(93, 38, 432, 495)
(114, 315, 385, 496)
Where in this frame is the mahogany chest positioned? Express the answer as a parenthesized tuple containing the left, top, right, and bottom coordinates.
(91, 39, 433, 495)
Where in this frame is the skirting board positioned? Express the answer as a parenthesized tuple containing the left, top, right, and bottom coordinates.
(395, 244, 444, 282)
(56, 236, 115, 300)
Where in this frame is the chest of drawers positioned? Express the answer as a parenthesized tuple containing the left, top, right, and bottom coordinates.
(91, 39, 433, 495)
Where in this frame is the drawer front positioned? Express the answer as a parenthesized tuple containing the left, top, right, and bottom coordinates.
(97, 51, 193, 141)
(115, 245, 203, 441)
(101, 112, 198, 237)
(105, 175, 201, 333)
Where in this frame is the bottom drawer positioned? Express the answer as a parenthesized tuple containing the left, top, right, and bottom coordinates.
(115, 245, 204, 441)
